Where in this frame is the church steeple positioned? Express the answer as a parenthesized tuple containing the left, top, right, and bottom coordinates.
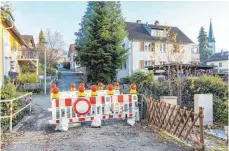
(208, 19, 215, 43)
(208, 18, 216, 54)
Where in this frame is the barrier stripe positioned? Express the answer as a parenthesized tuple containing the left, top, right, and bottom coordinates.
(118, 95, 123, 103)
(101, 96, 105, 104)
(69, 119, 73, 122)
(90, 97, 96, 105)
(65, 98, 72, 106)
(128, 95, 132, 102)
(56, 99, 59, 107)
(79, 118, 85, 121)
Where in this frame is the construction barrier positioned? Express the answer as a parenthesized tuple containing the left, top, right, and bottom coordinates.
(49, 83, 138, 124)
(49, 94, 138, 124)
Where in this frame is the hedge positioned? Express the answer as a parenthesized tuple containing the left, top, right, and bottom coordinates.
(18, 73, 38, 84)
(130, 72, 228, 125)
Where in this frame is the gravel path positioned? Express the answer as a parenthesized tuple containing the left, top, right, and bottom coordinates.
(2, 121, 189, 151)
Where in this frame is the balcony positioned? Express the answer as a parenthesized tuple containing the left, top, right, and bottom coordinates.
(191, 52, 200, 64)
(17, 51, 38, 59)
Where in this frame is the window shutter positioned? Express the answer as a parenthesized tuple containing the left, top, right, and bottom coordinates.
(140, 60, 145, 68)
(141, 41, 144, 51)
(152, 43, 155, 51)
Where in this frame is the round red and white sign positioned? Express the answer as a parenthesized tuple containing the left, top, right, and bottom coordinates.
(73, 98, 91, 115)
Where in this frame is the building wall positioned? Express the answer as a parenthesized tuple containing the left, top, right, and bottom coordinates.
(0, 24, 3, 87)
(206, 60, 228, 73)
(117, 37, 197, 80)
(0, 22, 24, 87)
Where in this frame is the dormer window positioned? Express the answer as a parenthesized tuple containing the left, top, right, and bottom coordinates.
(151, 29, 166, 37)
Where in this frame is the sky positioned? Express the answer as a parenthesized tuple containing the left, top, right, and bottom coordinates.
(10, 1, 229, 52)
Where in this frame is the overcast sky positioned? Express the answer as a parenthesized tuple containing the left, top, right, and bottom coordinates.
(11, 1, 229, 52)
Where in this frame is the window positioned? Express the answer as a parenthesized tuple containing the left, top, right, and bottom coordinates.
(160, 44, 162, 52)
(163, 44, 166, 52)
(211, 63, 214, 66)
(148, 44, 151, 51)
(145, 45, 147, 51)
(219, 62, 222, 67)
(144, 60, 152, 66)
(124, 62, 127, 69)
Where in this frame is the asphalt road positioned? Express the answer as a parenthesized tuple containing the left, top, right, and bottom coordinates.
(57, 67, 82, 91)
(2, 68, 189, 151)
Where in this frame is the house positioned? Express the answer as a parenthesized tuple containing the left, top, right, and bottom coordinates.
(117, 20, 200, 80)
(18, 35, 39, 74)
(68, 44, 79, 71)
(0, 7, 28, 87)
(205, 50, 228, 74)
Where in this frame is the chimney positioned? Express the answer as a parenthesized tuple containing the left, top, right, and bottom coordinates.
(154, 20, 159, 26)
(136, 20, 142, 24)
(221, 50, 224, 55)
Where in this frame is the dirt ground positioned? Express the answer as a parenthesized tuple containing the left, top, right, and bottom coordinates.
(2, 120, 189, 151)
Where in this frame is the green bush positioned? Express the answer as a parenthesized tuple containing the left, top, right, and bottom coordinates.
(130, 72, 228, 124)
(0, 84, 28, 132)
(0, 83, 16, 99)
(18, 73, 38, 84)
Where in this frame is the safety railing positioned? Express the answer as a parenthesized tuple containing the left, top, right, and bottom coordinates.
(0, 92, 32, 131)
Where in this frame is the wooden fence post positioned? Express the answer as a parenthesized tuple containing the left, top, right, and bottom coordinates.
(199, 107, 204, 149)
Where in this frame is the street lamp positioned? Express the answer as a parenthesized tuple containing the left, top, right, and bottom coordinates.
(42, 41, 48, 94)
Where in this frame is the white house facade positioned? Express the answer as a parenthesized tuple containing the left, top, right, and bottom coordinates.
(117, 20, 200, 80)
(205, 50, 228, 74)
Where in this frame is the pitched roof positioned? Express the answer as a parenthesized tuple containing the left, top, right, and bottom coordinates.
(205, 51, 228, 62)
(208, 19, 215, 43)
(125, 22, 194, 44)
(21, 35, 35, 47)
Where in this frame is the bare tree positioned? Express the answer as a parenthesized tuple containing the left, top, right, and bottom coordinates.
(37, 29, 66, 68)
(151, 27, 193, 103)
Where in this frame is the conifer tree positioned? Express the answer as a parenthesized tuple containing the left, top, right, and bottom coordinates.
(76, 2, 127, 84)
(39, 29, 46, 43)
(198, 27, 212, 62)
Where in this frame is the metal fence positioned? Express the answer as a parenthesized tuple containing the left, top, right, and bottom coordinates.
(0, 93, 33, 131)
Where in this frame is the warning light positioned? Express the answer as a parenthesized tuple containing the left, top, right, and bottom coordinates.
(52, 87, 59, 99)
(78, 86, 86, 97)
(114, 82, 120, 90)
(130, 83, 137, 94)
(107, 84, 114, 95)
(70, 83, 76, 91)
(91, 85, 97, 96)
(98, 82, 103, 90)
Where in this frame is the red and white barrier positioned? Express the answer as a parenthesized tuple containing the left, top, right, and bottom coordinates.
(48, 94, 138, 124)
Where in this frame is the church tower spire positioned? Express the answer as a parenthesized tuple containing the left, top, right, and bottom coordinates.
(208, 18, 216, 54)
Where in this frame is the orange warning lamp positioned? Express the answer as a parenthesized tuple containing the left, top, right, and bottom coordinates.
(107, 84, 114, 95)
(130, 83, 137, 94)
(91, 85, 97, 96)
(70, 83, 76, 91)
(78, 85, 86, 97)
(98, 82, 103, 90)
(114, 82, 120, 90)
(80, 82, 85, 88)
(51, 83, 56, 92)
(52, 87, 59, 99)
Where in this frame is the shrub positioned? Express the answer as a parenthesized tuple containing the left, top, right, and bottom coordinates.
(18, 73, 38, 84)
(0, 84, 28, 132)
(0, 83, 16, 99)
(120, 76, 130, 84)
(129, 71, 228, 124)
(63, 62, 70, 69)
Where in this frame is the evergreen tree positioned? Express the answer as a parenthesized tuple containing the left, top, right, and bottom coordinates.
(75, 2, 127, 84)
(39, 29, 46, 43)
(198, 27, 212, 62)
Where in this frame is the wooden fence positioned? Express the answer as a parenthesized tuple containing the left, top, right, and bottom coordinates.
(146, 98, 204, 150)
